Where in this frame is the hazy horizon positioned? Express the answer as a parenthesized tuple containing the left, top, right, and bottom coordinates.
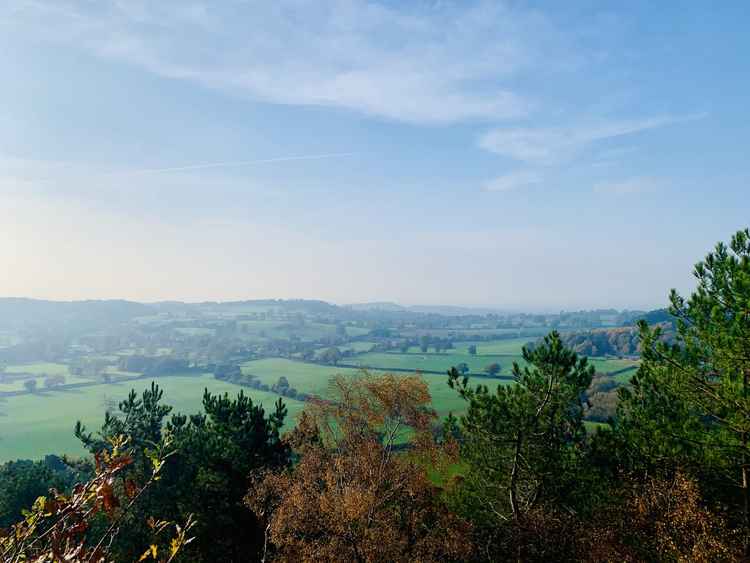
(2, 1, 747, 310)
(0, 294, 665, 315)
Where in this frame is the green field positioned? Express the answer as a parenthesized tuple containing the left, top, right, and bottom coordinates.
(0, 374, 306, 462)
(241, 358, 499, 417)
(0, 350, 636, 461)
(5, 362, 71, 376)
(0, 374, 93, 393)
(451, 337, 533, 355)
(341, 341, 375, 352)
(346, 352, 520, 375)
(242, 358, 361, 396)
(400, 327, 550, 338)
(349, 347, 637, 377)
(344, 326, 371, 337)
(587, 358, 639, 374)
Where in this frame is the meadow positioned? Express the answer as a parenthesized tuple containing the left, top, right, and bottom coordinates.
(0, 374, 306, 462)
(347, 338, 638, 377)
(346, 352, 520, 375)
(241, 358, 503, 417)
(0, 343, 635, 461)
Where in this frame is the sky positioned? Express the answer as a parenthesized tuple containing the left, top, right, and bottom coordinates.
(1, 1, 748, 311)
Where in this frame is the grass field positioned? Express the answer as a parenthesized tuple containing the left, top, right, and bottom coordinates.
(5, 362, 71, 376)
(0, 374, 93, 393)
(0, 374, 306, 462)
(240, 358, 502, 417)
(242, 358, 361, 396)
(399, 327, 550, 338)
(451, 337, 533, 355)
(0, 348, 637, 461)
(346, 352, 520, 375)
(587, 358, 639, 374)
(341, 341, 375, 352)
(349, 346, 637, 377)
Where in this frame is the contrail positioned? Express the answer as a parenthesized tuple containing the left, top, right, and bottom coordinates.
(126, 152, 355, 175)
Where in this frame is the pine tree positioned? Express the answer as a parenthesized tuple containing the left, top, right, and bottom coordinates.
(447, 331, 593, 556)
(617, 228, 750, 552)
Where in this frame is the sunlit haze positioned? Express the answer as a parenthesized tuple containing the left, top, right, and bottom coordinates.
(2, 1, 748, 309)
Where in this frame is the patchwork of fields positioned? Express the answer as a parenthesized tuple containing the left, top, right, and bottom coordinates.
(0, 338, 638, 461)
(0, 374, 306, 461)
(241, 357, 488, 417)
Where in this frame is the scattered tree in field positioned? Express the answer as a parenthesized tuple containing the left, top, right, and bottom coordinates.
(247, 373, 471, 562)
(483, 362, 501, 377)
(272, 375, 291, 394)
(456, 362, 469, 375)
(22, 379, 37, 393)
(419, 335, 430, 353)
(320, 347, 342, 365)
(214, 363, 242, 381)
(467, 344, 477, 355)
(43, 374, 65, 388)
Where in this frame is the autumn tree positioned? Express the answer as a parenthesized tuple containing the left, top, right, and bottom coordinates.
(246, 372, 471, 563)
(0, 436, 195, 563)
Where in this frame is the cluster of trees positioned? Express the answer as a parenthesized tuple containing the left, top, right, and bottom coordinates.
(318, 346, 343, 365)
(559, 321, 677, 358)
(270, 375, 307, 400)
(3, 228, 750, 561)
(583, 375, 620, 422)
(453, 361, 501, 377)
(417, 335, 455, 353)
(214, 365, 310, 402)
(561, 326, 642, 356)
(117, 356, 191, 376)
(43, 374, 66, 388)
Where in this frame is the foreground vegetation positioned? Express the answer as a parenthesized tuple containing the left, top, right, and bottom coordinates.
(1, 228, 749, 561)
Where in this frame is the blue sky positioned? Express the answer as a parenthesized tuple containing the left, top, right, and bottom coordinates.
(1, 1, 748, 310)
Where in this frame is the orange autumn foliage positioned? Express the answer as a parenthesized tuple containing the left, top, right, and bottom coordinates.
(247, 372, 470, 563)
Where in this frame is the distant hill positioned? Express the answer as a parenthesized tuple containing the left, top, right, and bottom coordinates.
(0, 298, 153, 329)
(345, 302, 406, 312)
(0, 298, 350, 330)
(345, 302, 511, 316)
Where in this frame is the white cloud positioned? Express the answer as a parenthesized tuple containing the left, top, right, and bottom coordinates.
(484, 170, 542, 192)
(593, 177, 661, 195)
(479, 114, 705, 165)
(2, 0, 576, 123)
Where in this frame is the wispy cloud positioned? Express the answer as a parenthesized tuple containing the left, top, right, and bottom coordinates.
(478, 114, 706, 165)
(593, 177, 661, 195)
(484, 171, 542, 192)
(2, 1, 576, 124)
(123, 152, 355, 176)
